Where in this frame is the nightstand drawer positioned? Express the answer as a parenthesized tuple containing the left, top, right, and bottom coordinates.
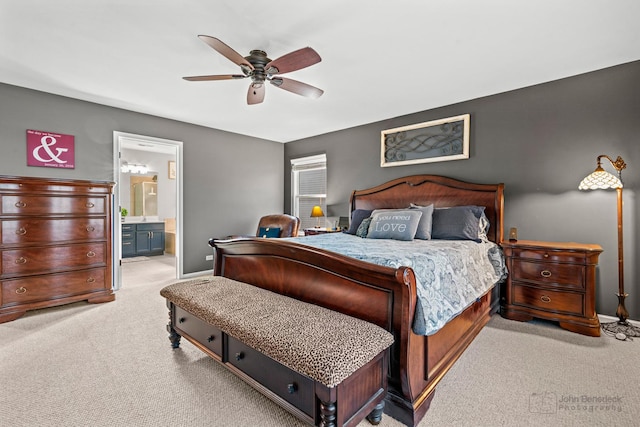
(511, 259, 584, 288)
(510, 248, 586, 264)
(511, 283, 584, 316)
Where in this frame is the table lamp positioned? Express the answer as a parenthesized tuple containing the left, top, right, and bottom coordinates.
(310, 205, 324, 228)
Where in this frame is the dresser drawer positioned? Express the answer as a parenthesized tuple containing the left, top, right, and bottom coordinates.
(509, 248, 586, 264)
(173, 306, 223, 357)
(227, 336, 315, 416)
(510, 259, 584, 289)
(1, 243, 106, 276)
(1, 218, 106, 245)
(1, 195, 106, 216)
(2, 267, 107, 305)
(511, 283, 584, 316)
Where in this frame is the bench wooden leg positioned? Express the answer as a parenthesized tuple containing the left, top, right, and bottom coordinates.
(167, 324, 181, 348)
(319, 400, 336, 427)
(366, 402, 385, 425)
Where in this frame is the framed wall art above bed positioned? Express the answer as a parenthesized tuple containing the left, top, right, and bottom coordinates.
(381, 114, 470, 167)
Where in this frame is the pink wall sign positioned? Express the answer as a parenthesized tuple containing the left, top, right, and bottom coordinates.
(26, 129, 75, 169)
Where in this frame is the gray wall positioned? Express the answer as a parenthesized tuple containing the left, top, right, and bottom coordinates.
(0, 83, 284, 274)
(284, 60, 640, 320)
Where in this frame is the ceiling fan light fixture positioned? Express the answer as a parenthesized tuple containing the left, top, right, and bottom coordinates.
(183, 36, 323, 105)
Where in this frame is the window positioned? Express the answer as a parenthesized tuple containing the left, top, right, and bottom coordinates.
(291, 154, 327, 231)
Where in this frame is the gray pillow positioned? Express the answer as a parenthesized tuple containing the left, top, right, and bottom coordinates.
(345, 209, 372, 235)
(409, 203, 434, 240)
(366, 210, 423, 241)
(431, 205, 485, 242)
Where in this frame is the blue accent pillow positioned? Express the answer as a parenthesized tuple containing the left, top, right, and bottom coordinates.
(258, 227, 280, 238)
(356, 217, 372, 238)
(431, 205, 486, 242)
(409, 203, 434, 240)
(366, 210, 423, 241)
(345, 209, 372, 235)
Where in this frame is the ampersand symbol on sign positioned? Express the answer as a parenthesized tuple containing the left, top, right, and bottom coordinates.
(32, 135, 68, 164)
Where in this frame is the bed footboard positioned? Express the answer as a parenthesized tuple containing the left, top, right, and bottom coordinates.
(211, 238, 497, 426)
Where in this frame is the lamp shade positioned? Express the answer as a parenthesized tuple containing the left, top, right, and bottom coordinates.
(578, 167, 623, 190)
(310, 205, 325, 218)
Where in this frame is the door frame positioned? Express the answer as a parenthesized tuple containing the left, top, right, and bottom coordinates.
(112, 131, 184, 290)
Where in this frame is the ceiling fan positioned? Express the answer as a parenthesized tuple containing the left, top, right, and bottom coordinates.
(183, 35, 324, 105)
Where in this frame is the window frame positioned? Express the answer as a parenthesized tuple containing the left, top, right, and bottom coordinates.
(291, 154, 327, 233)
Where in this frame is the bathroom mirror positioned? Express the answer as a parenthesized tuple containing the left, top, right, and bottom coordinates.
(130, 175, 158, 216)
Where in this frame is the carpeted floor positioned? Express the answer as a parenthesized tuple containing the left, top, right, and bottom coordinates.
(1, 255, 638, 427)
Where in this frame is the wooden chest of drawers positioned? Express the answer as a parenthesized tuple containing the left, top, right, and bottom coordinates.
(500, 240, 602, 336)
(0, 176, 115, 323)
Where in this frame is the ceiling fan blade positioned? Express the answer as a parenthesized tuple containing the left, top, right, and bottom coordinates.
(183, 74, 246, 81)
(265, 47, 321, 75)
(247, 83, 265, 105)
(198, 35, 254, 71)
(270, 77, 323, 99)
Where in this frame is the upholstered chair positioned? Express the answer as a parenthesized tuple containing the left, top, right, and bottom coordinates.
(255, 214, 300, 238)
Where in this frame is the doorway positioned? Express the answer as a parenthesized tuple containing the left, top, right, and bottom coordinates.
(112, 132, 183, 290)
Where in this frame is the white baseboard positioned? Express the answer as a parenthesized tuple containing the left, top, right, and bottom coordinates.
(181, 269, 214, 279)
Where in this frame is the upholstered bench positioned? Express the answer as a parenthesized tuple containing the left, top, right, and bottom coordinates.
(161, 277, 394, 427)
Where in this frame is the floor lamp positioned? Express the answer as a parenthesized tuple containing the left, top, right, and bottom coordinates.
(579, 154, 640, 340)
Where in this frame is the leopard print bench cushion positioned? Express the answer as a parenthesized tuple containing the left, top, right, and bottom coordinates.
(161, 276, 394, 388)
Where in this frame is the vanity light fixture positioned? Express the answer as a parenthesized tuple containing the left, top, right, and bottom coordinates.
(120, 161, 149, 174)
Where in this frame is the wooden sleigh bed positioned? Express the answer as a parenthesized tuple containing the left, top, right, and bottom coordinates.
(211, 174, 505, 426)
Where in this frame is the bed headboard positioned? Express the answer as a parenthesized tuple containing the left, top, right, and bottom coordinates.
(350, 174, 504, 243)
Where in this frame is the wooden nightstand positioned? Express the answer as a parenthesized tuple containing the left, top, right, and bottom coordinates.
(500, 240, 603, 337)
(303, 228, 343, 236)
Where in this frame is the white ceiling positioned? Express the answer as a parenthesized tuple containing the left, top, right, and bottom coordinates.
(2, 1, 639, 143)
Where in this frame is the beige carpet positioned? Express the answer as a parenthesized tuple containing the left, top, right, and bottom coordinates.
(1, 256, 638, 427)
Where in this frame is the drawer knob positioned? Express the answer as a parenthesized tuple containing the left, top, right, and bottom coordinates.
(86, 202, 95, 208)
(540, 295, 552, 303)
(287, 383, 298, 394)
(178, 317, 186, 323)
(86, 251, 96, 258)
(207, 335, 215, 342)
(543, 253, 549, 258)
(86, 226, 95, 232)
(15, 286, 27, 294)
(14, 201, 27, 208)
(15, 227, 27, 235)
(15, 256, 27, 264)
(235, 352, 244, 361)
(87, 277, 96, 283)
(540, 270, 552, 278)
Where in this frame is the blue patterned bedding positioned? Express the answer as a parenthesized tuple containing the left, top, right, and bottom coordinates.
(285, 233, 507, 336)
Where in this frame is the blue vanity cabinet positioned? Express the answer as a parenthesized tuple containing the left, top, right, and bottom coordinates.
(122, 222, 165, 257)
(135, 223, 165, 256)
(121, 224, 136, 257)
